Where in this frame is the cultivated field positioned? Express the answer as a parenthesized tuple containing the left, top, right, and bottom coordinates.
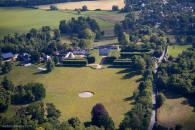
(167, 44, 192, 58)
(157, 91, 195, 130)
(37, 0, 125, 10)
(0, 65, 141, 127)
(0, 7, 113, 38)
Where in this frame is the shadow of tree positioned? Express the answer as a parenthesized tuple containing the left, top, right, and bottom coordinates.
(123, 96, 134, 102)
(84, 121, 92, 127)
(162, 90, 182, 99)
(115, 67, 142, 80)
(33, 70, 48, 75)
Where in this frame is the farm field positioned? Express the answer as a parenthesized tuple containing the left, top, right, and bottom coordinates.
(167, 44, 192, 58)
(0, 7, 113, 38)
(157, 91, 195, 130)
(0, 65, 141, 127)
(37, 0, 125, 10)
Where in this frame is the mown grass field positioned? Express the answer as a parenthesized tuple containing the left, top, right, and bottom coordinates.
(0, 65, 141, 127)
(157, 91, 195, 130)
(37, 0, 124, 10)
(0, 7, 113, 38)
(167, 44, 192, 58)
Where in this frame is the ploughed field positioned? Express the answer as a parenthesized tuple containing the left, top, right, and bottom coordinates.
(37, 0, 125, 10)
(0, 65, 141, 127)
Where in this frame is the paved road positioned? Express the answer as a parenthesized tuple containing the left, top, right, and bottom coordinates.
(148, 45, 168, 130)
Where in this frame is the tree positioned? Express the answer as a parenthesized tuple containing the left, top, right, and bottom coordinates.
(46, 103, 61, 121)
(1, 76, 14, 91)
(82, 5, 88, 11)
(112, 5, 119, 11)
(46, 59, 55, 72)
(26, 101, 45, 124)
(68, 117, 81, 128)
(91, 103, 114, 129)
(59, 20, 70, 34)
(95, 115, 115, 130)
(29, 83, 46, 101)
(114, 23, 124, 36)
(80, 28, 96, 40)
(118, 32, 130, 46)
(133, 56, 146, 72)
(50, 5, 58, 10)
(53, 29, 61, 41)
(156, 93, 166, 108)
(78, 39, 92, 49)
(31, 51, 40, 63)
(53, 56, 59, 65)
(0, 88, 11, 112)
(1, 62, 12, 74)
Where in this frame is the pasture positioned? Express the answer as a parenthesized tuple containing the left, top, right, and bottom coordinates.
(0, 7, 113, 38)
(37, 0, 125, 10)
(157, 91, 195, 130)
(167, 44, 192, 58)
(0, 65, 141, 127)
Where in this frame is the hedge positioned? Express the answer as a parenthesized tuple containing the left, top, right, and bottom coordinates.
(87, 50, 99, 64)
(62, 59, 88, 67)
(113, 59, 132, 66)
(104, 50, 120, 64)
(120, 49, 154, 58)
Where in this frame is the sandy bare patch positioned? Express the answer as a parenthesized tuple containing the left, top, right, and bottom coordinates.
(37, 0, 124, 10)
(78, 91, 94, 98)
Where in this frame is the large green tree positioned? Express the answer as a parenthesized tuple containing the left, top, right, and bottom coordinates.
(46, 59, 55, 72)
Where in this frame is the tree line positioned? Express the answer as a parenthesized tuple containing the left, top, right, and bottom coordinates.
(0, 0, 92, 7)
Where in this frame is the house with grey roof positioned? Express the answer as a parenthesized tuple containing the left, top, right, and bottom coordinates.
(1, 52, 14, 60)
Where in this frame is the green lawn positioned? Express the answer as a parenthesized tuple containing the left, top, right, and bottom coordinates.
(157, 91, 195, 130)
(0, 65, 141, 127)
(167, 45, 192, 58)
(0, 7, 113, 38)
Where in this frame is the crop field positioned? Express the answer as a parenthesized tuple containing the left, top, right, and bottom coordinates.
(0, 65, 141, 127)
(0, 7, 113, 38)
(167, 44, 192, 58)
(37, 0, 125, 10)
(157, 91, 195, 130)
